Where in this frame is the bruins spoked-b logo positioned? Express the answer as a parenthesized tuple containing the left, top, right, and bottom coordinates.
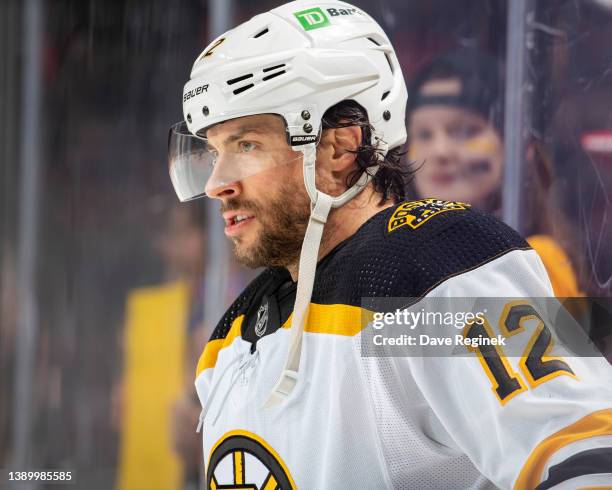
(388, 199, 470, 233)
(207, 430, 296, 490)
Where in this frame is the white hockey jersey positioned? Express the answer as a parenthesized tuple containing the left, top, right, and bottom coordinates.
(195, 200, 612, 489)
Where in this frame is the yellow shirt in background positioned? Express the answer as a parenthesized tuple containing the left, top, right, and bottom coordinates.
(527, 234, 582, 297)
(116, 280, 189, 490)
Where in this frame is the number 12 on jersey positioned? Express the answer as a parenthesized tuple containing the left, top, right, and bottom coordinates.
(463, 301, 577, 405)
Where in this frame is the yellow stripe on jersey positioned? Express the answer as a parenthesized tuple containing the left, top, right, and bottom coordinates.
(281, 303, 374, 336)
(196, 304, 375, 377)
(514, 408, 612, 489)
(195, 315, 244, 377)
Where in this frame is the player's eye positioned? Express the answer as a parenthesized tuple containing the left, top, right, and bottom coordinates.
(202, 147, 218, 169)
(239, 140, 257, 153)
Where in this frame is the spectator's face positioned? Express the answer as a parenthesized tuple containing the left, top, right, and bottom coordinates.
(408, 78, 504, 208)
(205, 115, 310, 268)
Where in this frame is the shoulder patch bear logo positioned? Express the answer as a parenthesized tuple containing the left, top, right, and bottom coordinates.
(388, 199, 470, 233)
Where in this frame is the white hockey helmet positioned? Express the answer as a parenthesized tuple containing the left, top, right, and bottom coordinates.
(169, 0, 407, 408)
(169, 0, 407, 201)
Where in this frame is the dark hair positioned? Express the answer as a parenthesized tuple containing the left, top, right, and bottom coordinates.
(321, 100, 413, 204)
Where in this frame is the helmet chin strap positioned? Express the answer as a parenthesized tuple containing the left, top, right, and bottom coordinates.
(263, 143, 378, 408)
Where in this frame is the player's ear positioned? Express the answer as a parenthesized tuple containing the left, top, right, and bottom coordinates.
(317, 125, 361, 173)
(315, 125, 362, 195)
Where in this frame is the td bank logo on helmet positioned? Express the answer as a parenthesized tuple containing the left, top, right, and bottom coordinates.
(294, 6, 362, 31)
(294, 7, 330, 30)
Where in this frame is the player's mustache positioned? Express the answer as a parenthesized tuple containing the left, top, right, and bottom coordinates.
(221, 199, 261, 214)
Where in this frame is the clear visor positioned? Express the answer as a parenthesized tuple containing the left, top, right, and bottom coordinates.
(168, 121, 306, 201)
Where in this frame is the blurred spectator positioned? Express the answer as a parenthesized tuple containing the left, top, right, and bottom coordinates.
(114, 199, 207, 490)
(406, 48, 582, 297)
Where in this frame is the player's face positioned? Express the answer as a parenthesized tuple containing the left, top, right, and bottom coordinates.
(408, 79, 504, 208)
(205, 114, 310, 268)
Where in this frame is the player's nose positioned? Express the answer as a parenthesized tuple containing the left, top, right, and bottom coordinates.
(205, 178, 241, 200)
(204, 156, 242, 199)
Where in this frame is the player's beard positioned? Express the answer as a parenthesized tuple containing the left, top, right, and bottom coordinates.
(223, 183, 311, 269)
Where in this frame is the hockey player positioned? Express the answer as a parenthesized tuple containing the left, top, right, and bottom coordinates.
(167, 1, 612, 488)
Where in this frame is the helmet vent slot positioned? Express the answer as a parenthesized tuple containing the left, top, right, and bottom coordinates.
(381, 90, 390, 101)
(233, 84, 254, 95)
(367, 37, 381, 46)
(263, 63, 286, 73)
(262, 70, 286, 82)
(227, 73, 253, 85)
(384, 53, 394, 74)
(253, 27, 269, 38)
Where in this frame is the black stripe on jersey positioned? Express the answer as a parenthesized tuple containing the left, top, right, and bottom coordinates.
(535, 447, 612, 490)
